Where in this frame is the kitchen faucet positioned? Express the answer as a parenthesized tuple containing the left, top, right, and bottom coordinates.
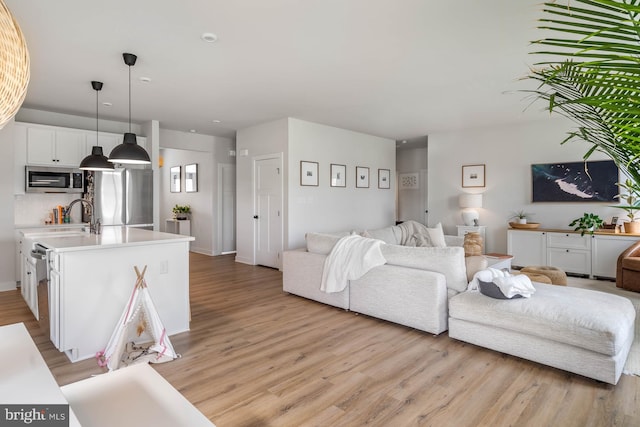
(66, 198, 101, 234)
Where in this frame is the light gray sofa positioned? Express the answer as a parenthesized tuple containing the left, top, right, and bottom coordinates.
(282, 223, 486, 335)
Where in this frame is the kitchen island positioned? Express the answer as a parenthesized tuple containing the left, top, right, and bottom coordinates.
(20, 227, 194, 362)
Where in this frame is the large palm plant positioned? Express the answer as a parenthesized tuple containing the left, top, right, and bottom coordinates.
(528, 0, 640, 193)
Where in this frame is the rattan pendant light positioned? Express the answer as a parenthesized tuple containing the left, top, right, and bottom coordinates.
(0, 0, 30, 129)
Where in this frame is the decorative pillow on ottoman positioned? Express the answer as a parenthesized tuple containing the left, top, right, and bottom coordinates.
(478, 280, 523, 300)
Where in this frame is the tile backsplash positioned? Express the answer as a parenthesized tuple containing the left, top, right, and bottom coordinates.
(14, 193, 84, 226)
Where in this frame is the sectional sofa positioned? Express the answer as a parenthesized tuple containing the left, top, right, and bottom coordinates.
(282, 221, 486, 334)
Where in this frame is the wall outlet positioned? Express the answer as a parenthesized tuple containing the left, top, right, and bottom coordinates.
(160, 260, 168, 274)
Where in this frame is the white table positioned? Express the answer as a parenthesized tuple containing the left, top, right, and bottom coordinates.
(62, 363, 215, 427)
(0, 323, 81, 426)
(484, 253, 513, 271)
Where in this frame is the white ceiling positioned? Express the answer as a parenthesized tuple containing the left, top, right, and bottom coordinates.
(6, 0, 549, 141)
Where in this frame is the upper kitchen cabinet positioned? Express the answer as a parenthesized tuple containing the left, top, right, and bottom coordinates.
(25, 125, 85, 167)
(86, 132, 120, 158)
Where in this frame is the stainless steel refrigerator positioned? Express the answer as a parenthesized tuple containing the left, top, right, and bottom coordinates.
(93, 168, 153, 228)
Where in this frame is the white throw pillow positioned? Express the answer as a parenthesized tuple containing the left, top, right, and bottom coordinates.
(414, 222, 446, 248)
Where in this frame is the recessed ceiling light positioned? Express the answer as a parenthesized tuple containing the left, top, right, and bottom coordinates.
(402, 140, 407, 144)
(102, 102, 112, 107)
(212, 119, 221, 123)
(201, 33, 218, 43)
(189, 129, 197, 133)
(139, 77, 151, 83)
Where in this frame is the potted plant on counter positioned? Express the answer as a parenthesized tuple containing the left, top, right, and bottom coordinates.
(172, 204, 191, 220)
(612, 179, 640, 234)
(569, 213, 604, 236)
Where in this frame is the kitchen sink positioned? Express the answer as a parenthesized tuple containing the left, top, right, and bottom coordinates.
(21, 227, 90, 238)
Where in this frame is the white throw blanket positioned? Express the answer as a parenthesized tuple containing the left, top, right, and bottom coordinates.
(320, 235, 386, 293)
(468, 267, 536, 298)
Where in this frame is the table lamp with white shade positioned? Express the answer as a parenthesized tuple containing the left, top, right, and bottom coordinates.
(459, 193, 483, 226)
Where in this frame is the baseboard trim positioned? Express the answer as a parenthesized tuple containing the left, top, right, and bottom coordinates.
(0, 281, 17, 292)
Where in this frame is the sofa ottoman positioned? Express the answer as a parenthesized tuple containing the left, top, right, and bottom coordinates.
(448, 283, 635, 384)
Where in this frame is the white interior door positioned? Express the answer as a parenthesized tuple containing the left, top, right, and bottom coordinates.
(254, 156, 283, 268)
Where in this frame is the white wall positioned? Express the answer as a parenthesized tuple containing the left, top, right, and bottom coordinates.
(159, 129, 235, 255)
(235, 117, 396, 264)
(287, 118, 396, 249)
(0, 121, 16, 290)
(428, 117, 621, 253)
(16, 108, 141, 135)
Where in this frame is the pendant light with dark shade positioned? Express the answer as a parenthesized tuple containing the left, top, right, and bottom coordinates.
(109, 53, 151, 164)
(79, 81, 114, 171)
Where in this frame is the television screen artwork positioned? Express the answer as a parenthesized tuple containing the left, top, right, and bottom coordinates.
(531, 160, 619, 202)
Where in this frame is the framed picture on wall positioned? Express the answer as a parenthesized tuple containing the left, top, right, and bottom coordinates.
(399, 173, 419, 190)
(378, 169, 390, 189)
(170, 166, 181, 193)
(185, 163, 198, 192)
(300, 161, 319, 186)
(531, 160, 618, 202)
(356, 166, 369, 188)
(330, 163, 346, 187)
(462, 164, 485, 188)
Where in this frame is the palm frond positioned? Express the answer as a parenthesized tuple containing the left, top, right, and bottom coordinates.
(526, 0, 640, 187)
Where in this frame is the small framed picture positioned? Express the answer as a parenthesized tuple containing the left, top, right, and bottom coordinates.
(378, 169, 390, 189)
(356, 166, 369, 188)
(300, 161, 319, 186)
(612, 216, 619, 225)
(330, 163, 346, 187)
(170, 166, 181, 193)
(462, 164, 486, 188)
(185, 163, 198, 192)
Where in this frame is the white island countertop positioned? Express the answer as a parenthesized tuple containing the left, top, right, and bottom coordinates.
(22, 226, 194, 252)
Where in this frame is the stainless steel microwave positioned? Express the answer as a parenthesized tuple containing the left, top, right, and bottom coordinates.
(25, 166, 84, 193)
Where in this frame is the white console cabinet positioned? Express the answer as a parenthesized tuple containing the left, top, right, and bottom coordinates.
(508, 229, 640, 279)
(507, 230, 547, 267)
(592, 234, 640, 278)
(546, 232, 591, 276)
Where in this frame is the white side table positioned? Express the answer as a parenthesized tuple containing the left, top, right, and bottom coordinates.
(166, 219, 191, 236)
(484, 253, 513, 271)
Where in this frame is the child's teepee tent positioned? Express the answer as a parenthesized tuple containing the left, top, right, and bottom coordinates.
(96, 266, 178, 371)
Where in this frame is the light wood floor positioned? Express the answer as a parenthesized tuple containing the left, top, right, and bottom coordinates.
(2, 253, 640, 426)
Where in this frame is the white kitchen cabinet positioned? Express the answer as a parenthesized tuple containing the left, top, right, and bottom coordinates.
(26, 125, 85, 166)
(48, 262, 61, 350)
(592, 234, 640, 279)
(21, 254, 39, 319)
(507, 230, 547, 268)
(85, 132, 120, 158)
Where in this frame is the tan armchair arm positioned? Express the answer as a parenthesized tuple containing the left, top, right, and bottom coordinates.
(617, 240, 640, 287)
